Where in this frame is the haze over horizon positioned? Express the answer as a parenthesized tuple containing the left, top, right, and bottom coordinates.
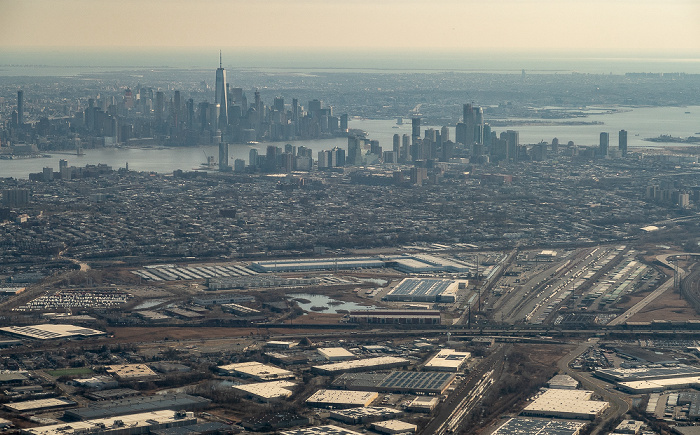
(2, 0, 700, 54)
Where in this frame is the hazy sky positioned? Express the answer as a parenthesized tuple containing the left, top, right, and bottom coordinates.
(1, 0, 700, 53)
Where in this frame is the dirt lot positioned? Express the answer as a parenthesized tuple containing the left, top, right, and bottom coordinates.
(628, 289, 698, 322)
(108, 325, 340, 342)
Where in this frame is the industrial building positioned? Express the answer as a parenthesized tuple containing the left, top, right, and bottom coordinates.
(22, 410, 197, 435)
(388, 254, 470, 274)
(305, 390, 379, 409)
(5, 397, 76, 413)
(492, 417, 586, 435)
(63, 394, 210, 421)
(233, 380, 297, 402)
(218, 361, 294, 381)
(329, 407, 403, 424)
(407, 396, 439, 412)
(0, 324, 105, 340)
(595, 365, 700, 383)
(384, 278, 459, 303)
(371, 420, 417, 434)
(332, 371, 456, 395)
(521, 389, 609, 420)
(348, 310, 441, 325)
(312, 357, 410, 375)
(280, 426, 363, 435)
(106, 364, 158, 381)
(250, 257, 385, 273)
(547, 374, 579, 390)
(73, 375, 119, 390)
(423, 349, 471, 372)
(318, 347, 355, 361)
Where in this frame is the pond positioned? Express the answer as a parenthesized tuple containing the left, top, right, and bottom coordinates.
(288, 293, 376, 314)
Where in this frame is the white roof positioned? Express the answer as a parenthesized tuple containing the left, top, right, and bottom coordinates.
(280, 426, 364, 435)
(306, 389, 378, 406)
(523, 389, 608, 417)
(219, 361, 294, 380)
(318, 347, 355, 360)
(233, 380, 296, 399)
(22, 410, 194, 435)
(373, 420, 417, 432)
(313, 356, 409, 373)
(0, 324, 104, 340)
(424, 349, 470, 370)
(5, 397, 75, 412)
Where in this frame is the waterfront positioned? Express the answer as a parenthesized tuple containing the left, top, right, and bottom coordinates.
(1, 105, 699, 179)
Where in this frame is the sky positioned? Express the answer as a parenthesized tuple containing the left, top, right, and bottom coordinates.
(1, 0, 700, 54)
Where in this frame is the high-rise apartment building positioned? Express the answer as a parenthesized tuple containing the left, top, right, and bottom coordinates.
(618, 130, 627, 157)
(599, 132, 609, 157)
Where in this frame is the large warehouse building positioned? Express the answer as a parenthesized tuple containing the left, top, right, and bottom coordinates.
(312, 357, 410, 375)
(384, 278, 460, 303)
(521, 389, 609, 420)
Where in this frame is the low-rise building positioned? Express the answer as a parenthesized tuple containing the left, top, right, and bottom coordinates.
(218, 362, 294, 381)
(305, 390, 378, 409)
(423, 349, 470, 372)
(318, 347, 355, 361)
(329, 407, 403, 424)
(22, 410, 197, 435)
(106, 364, 158, 381)
(312, 357, 409, 375)
(372, 420, 417, 434)
(233, 380, 296, 402)
(521, 389, 609, 420)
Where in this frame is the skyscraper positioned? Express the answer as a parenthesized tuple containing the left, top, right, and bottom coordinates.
(215, 51, 228, 129)
(17, 90, 24, 126)
(219, 142, 229, 171)
(619, 130, 628, 157)
(599, 132, 609, 157)
(411, 117, 421, 142)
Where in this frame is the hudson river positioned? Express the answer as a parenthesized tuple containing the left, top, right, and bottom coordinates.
(1, 105, 699, 179)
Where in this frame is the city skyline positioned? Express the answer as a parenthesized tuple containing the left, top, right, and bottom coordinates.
(1, 0, 700, 54)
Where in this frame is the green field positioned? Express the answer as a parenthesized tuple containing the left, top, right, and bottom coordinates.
(46, 367, 94, 377)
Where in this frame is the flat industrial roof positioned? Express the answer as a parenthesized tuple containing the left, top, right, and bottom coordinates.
(0, 324, 105, 340)
(280, 426, 364, 435)
(233, 380, 296, 400)
(219, 361, 294, 380)
(306, 390, 378, 407)
(313, 356, 409, 374)
(23, 410, 196, 435)
(522, 389, 609, 417)
(492, 417, 586, 435)
(424, 349, 471, 371)
(106, 364, 157, 379)
(318, 347, 355, 360)
(5, 397, 75, 412)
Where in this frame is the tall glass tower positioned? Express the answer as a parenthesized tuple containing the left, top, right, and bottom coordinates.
(215, 51, 228, 129)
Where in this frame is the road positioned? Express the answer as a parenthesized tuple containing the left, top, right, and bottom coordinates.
(557, 338, 630, 435)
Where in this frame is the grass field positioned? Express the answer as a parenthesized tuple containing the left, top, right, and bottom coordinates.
(47, 367, 94, 377)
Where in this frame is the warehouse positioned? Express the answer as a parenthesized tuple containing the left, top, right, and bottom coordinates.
(5, 397, 76, 413)
(63, 394, 210, 421)
(312, 357, 410, 375)
(384, 279, 459, 303)
(329, 407, 403, 424)
(423, 349, 471, 372)
(250, 257, 385, 273)
(407, 396, 439, 412)
(492, 417, 586, 435)
(348, 310, 441, 325)
(218, 361, 294, 381)
(306, 390, 378, 409)
(372, 420, 417, 434)
(594, 365, 700, 383)
(332, 371, 456, 395)
(521, 389, 609, 420)
(0, 324, 105, 340)
(389, 254, 470, 274)
(106, 364, 158, 381)
(318, 347, 355, 361)
(281, 426, 363, 435)
(233, 380, 297, 401)
(22, 410, 197, 435)
(73, 375, 119, 390)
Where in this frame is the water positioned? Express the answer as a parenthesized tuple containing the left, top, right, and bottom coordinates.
(2, 49, 700, 76)
(2, 106, 699, 179)
(288, 293, 375, 314)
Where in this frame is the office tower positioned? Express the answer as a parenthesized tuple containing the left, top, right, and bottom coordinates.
(393, 134, 400, 156)
(440, 126, 450, 143)
(155, 91, 164, 124)
(219, 142, 229, 171)
(412, 117, 421, 142)
(483, 124, 492, 147)
(215, 52, 228, 128)
(619, 130, 628, 157)
(234, 159, 245, 173)
(463, 103, 474, 145)
(249, 148, 259, 168)
(340, 114, 348, 132)
(474, 106, 484, 144)
(308, 99, 322, 116)
(173, 90, 181, 127)
(274, 97, 284, 112)
(17, 90, 24, 126)
(186, 99, 194, 130)
(599, 132, 609, 157)
(503, 130, 519, 162)
(347, 136, 363, 166)
(401, 134, 410, 163)
(292, 98, 299, 122)
(455, 123, 467, 145)
(332, 147, 346, 166)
